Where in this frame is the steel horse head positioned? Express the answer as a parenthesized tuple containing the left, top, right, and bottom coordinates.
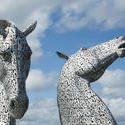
(0, 20, 37, 125)
(56, 36, 125, 125)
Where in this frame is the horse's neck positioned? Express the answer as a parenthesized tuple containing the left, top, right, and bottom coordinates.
(0, 83, 15, 125)
(58, 74, 117, 125)
(75, 76, 117, 125)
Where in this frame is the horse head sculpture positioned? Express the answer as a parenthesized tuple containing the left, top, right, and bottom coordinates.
(0, 20, 36, 125)
(56, 36, 125, 125)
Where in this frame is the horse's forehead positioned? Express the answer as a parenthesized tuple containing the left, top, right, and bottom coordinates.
(72, 49, 93, 58)
(74, 51, 98, 63)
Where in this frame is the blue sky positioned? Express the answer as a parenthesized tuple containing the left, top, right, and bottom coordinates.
(1, 0, 125, 124)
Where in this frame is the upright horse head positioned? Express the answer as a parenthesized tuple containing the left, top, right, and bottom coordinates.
(57, 37, 125, 125)
(0, 20, 36, 124)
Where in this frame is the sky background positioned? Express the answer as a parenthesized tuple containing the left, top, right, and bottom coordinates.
(0, 0, 125, 125)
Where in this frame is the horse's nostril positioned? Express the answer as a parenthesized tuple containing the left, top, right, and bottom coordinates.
(10, 100, 15, 109)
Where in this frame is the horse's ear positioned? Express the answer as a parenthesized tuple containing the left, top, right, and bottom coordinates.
(23, 21, 37, 36)
(56, 51, 69, 60)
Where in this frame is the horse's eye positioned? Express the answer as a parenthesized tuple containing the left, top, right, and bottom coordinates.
(24, 52, 31, 60)
(25, 55, 30, 60)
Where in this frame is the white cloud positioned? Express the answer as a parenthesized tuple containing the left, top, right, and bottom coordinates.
(55, 0, 125, 32)
(98, 69, 125, 97)
(55, 0, 95, 32)
(26, 69, 58, 91)
(17, 98, 60, 125)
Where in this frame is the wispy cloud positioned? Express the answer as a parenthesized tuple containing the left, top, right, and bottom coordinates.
(55, 0, 125, 32)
